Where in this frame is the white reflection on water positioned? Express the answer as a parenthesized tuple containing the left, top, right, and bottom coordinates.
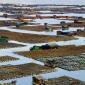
(32, 19, 73, 25)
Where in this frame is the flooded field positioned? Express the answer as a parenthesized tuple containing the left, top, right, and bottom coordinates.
(31, 19, 73, 25)
(0, 3, 85, 85)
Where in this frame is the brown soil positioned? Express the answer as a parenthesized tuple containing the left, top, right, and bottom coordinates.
(46, 76, 85, 85)
(0, 30, 75, 43)
(19, 25, 60, 31)
(17, 45, 85, 59)
(0, 63, 53, 80)
(77, 31, 85, 37)
(0, 43, 24, 49)
(0, 56, 18, 62)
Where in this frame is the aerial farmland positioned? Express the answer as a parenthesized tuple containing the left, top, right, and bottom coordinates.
(0, 1, 85, 85)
